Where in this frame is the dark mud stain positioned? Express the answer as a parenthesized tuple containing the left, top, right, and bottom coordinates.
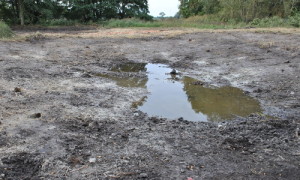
(102, 63, 262, 122)
(0, 152, 42, 179)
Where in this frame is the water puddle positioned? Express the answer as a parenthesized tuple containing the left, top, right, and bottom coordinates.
(110, 62, 147, 72)
(96, 73, 147, 88)
(102, 63, 262, 122)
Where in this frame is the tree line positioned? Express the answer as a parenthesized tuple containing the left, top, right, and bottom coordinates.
(0, 0, 151, 25)
(179, 0, 300, 22)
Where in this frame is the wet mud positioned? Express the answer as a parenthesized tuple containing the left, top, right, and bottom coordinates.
(0, 28, 299, 179)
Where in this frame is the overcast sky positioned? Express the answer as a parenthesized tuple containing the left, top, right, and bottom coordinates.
(148, 0, 180, 17)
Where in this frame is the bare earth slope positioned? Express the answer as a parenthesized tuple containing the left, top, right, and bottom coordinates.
(0, 28, 299, 179)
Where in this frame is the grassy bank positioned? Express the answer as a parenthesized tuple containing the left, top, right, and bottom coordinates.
(103, 14, 300, 29)
(6, 13, 299, 30)
(0, 21, 13, 38)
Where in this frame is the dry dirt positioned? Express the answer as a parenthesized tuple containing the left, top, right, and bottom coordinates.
(0, 27, 299, 179)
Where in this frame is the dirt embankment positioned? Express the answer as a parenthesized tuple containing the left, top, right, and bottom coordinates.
(0, 28, 299, 179)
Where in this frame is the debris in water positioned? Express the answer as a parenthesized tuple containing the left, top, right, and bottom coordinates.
(170, 69, 177, 75)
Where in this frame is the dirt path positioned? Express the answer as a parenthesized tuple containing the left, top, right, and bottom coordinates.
(0, 28, 299, 179)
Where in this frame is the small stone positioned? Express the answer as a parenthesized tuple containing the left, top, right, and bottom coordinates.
(291, 91, 295, 95)
(170, 69, 177, 75)
(82, 73, 92, 78)
(14, 87, 22, 92)
(284, 60, 290, 64)
(133, 113, 139, 116)
(253, 88, 262, 93)
(139, 173, 148, 178)
(244, 91, 250, 95)
(178, 117, 184, 121)
(0, 174, 5, 177)
(89, 157, 96, 163)
(30, 113, 42, 119)
(206, 49, 211, 52)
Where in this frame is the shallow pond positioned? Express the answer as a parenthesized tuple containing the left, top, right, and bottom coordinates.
(102, 63, 262, 122)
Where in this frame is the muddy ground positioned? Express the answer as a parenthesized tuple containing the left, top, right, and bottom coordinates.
(0, 27, 299, 179)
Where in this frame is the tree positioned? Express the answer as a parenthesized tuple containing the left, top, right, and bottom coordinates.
(159, 12, 165, 18)
(179, 0, 220, 18)
(178, 0, 300, 21)
(0, 0, 152, 24)
(116, 0, 150, 19)
(18, 0, 24, 25)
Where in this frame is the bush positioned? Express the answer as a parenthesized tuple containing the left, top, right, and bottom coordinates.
(288, 13, 300, 27)
(250, 16, 286, 27)
(0, 21, 13, 38)
(39, 19, 79, 26)
(104, 18, 161, 28)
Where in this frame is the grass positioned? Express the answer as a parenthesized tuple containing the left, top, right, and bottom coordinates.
(250, 15, 300, 28)
(103, 13, 300, 29)
(103, 16, 247, 29)
(39, 19, 79, 26)
(5, 14, 298, 31)
(0, 21, 13, 38)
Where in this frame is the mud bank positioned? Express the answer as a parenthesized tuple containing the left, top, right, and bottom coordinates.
(0, 28, 299, 179)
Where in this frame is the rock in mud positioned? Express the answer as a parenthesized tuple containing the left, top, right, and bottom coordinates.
(14, 87, 22, 92)
(29, 113, 42, 119)
(139, 173, 148, 178)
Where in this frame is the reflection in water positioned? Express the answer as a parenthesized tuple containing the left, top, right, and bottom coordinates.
(110, 62, 147, 72)
(138, 64, 208, 121)
(137, 64, 262, 122)
(96, 73, 147, 88)
(183, 77, 262, 121)
(101, 62, 262, 122)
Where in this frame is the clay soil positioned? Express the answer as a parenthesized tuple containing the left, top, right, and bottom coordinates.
(0, 27, 299, 179)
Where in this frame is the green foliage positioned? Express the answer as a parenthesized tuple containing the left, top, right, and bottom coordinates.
(249, 13, 300, 27)
(0, 0, 151, 25)
(0, 21, 13, 38)
(101, 17, 247, 29)
(250, 16, 286, 27)
(179, 0, 300, 23)
(39, 19, 79, 26)
(288, 13, 300, 27)
(23, 0, 65, 24)
(179, 0, 221, 18)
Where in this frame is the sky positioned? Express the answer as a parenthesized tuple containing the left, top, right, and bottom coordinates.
(148, 0, 180, 17)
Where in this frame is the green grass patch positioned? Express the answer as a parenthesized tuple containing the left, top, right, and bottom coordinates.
(102, 14, 299, 29)
(0, 21, 13, 38)
(103, 18, 161, 28)
(39, 19, 79, 26)
(250, 14, 300, 28)
(102, 17, 248, 29)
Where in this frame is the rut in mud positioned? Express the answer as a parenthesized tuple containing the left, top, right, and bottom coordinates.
(0, 28, 299, 179)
